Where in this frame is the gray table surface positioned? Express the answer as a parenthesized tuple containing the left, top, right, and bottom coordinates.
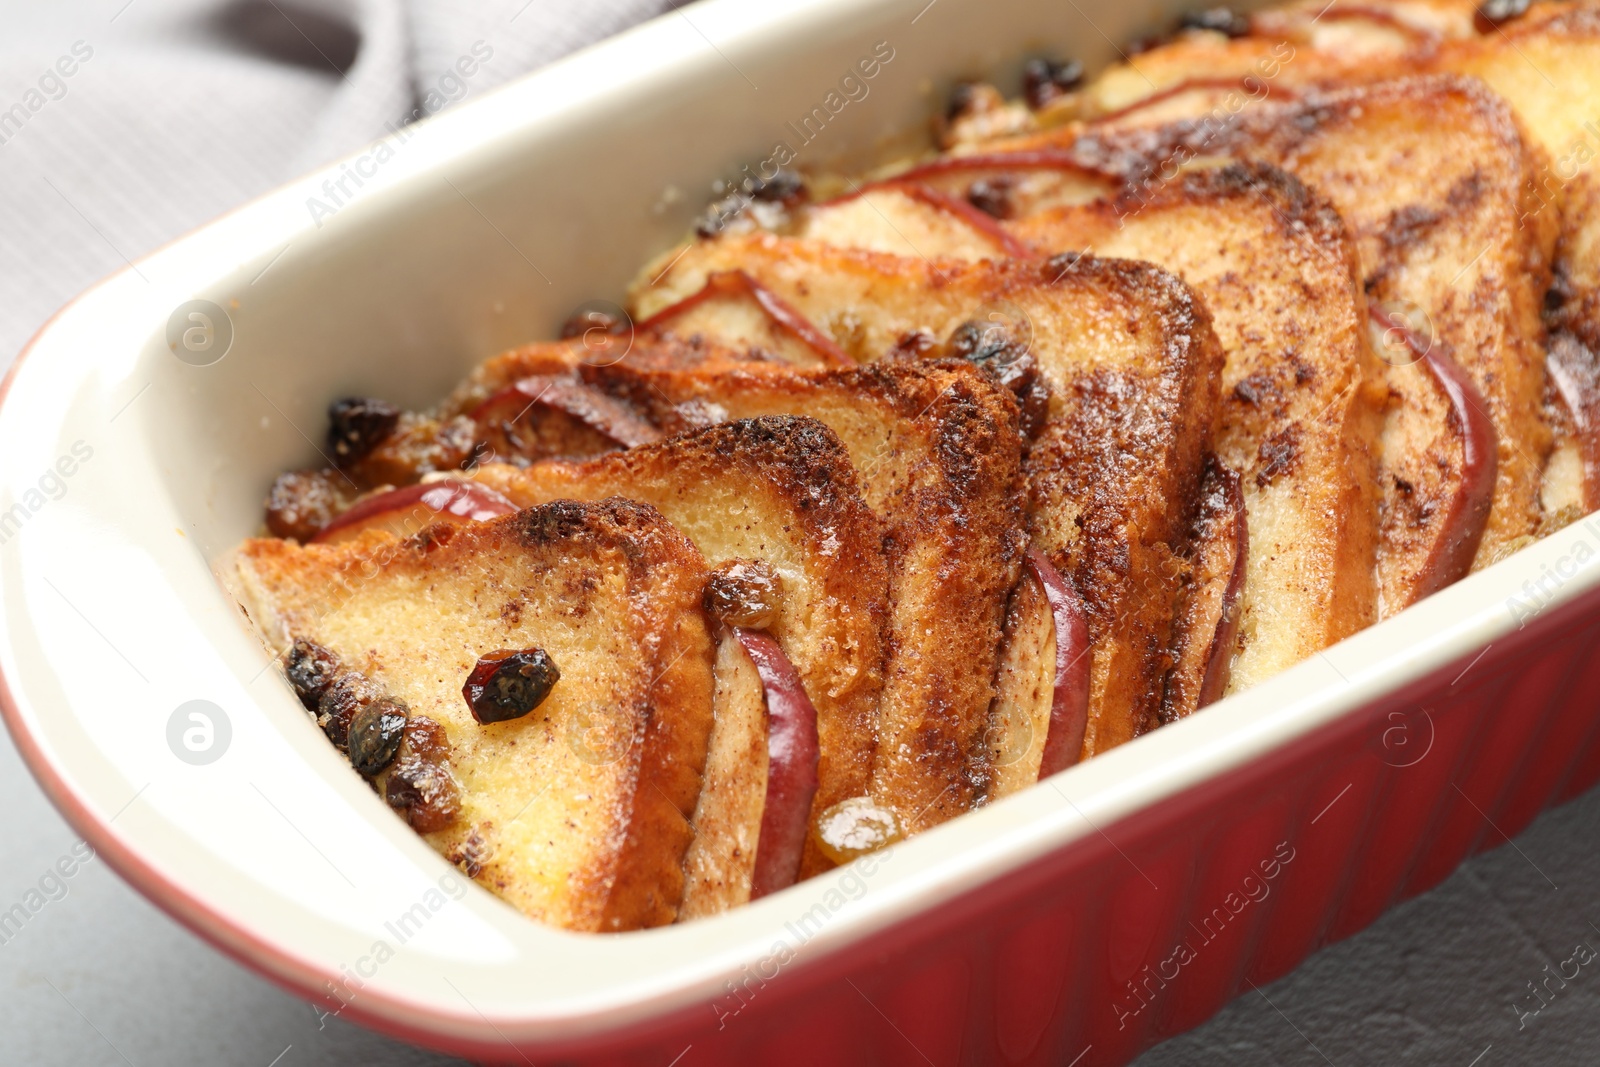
(4, 2, 1599, 1064)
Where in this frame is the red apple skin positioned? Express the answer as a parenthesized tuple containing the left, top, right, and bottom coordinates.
(1196, 463, 1248, 710)
(312, 481, 517, 544)
(1027, 548, 1091, 779)
(469, 375, 662, 451)
(1369, 305, 1499, 599)
(1087, 76, 1301, 125)
(815, 181, 1036, 259)
(735, 628, 821, 899)
(637, 270, 855, 368)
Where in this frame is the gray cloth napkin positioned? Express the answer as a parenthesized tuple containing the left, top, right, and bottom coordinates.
(0, 0, 673, 364)
(3, 3, 1600, 1065)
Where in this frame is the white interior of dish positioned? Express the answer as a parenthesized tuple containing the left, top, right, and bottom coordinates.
(4, 0, 1599, 1048)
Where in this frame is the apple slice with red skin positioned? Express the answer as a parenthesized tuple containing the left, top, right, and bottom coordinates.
(735, 627, 822, 900)
(1368, 305, 1498, 601)
(979, 547, 1091, 799)
(864, 151, 1117, 221)
(1161, 457, 1249, 722)
(311, 481, 517, 544)
(1028, 548, 1092, 778)
(468, 375, 662, 462)
(637, 269, 855, 368)
(807, 182, 1036, 259)
(1086, 77, 1304, 127)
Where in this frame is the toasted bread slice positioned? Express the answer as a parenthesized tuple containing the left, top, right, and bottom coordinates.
(1014, 75, 1557, 575)
(465, 417, 888, 868)
(462, 345, 1027, 832)
(817, 160, 1386, 682)
(631, 236, 1225, 764)
(1008, 163, 1384, 685)
(1040, 3, 1600, 517)
(231, 499, 716, 932)
(1435, 4, 1600, 514)
(600, 354, 1027, 831)
(1161, 455, 1250, 720)
(295, 334, 1027, 831)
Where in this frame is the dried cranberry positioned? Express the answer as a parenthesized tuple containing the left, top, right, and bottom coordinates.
(327, 397, 400, 466)
(1475, 0, 1530, 31)
(967, 176, 1018, 219)
(1178, 7, 1251, 36)
(285, 639, 340, 711)
(386, 756, 461, 833)
(1022, 57, 1084, 109)
(703, 560, 782, 630)
(463, 648, 560, 724)
(348, 698, 408, 777)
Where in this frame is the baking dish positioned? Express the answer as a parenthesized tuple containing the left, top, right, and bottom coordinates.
(4, 0, 1599, 1062)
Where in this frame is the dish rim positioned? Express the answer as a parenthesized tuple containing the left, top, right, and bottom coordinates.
(3, 0, 1598, 1054)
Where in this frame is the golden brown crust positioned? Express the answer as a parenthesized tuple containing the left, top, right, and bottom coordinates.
(1011, 161, 1384, 688)
(1022, 255, 1224, 751)
(594, 355, 1028, 829)
(631, 234, 1224, 765)
(1161, 456, 1246, 722)
(1050, 75, 1557, 570)
(468, 416, 888, 871)
(231, 499, 716, 932)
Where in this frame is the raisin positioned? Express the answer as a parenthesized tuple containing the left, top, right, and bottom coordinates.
(462, 648, 560, 724)
(285, 639, 340, 711)
(403, 715, 452, 761)
(813, 796, 904, 865)
(1022, 57, 1084, 110)
(347, 698, 407, 776)
(967, 176, 1018, 220)
(1475, 0, 1530, 31)
(1178, 7, 1251, 36)
(342, 412, 474, 486)
(327, 397, 400, 466)
(702, 560, 782, 630)
(947, 319, 1034, 390)
(946, 81, 981, 121)
(265, 469, 355, 542)
(317, 671, 380, 749)
(745, 169, 807, 204)
(386, 756, 462, 833)
(696, 192, 749, 238)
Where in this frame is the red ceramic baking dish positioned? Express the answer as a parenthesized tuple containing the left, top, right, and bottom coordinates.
(3, 0, 1597, 1062)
